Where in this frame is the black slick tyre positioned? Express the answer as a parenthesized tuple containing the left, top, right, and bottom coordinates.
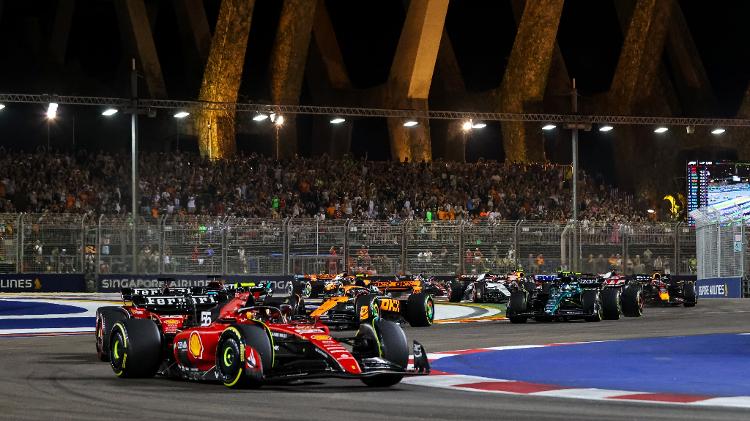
(601, 288, 622, 320)
(96, 306, 128, 362)
(406, 293, 434, 327)
(109, 319, 162, 378)
(355, 294, 380, 324)
(449, 282, 465, 302)
(506, 292, 528, 324)
(582, 290, 603, 322)
(216, 324, 273, 389)
(292, 294, 307, 316)
(622, 284, 644, 317)
(472, 283, 485, 303)
(683, 282, 697, 307)
(360, 319, 408, 387)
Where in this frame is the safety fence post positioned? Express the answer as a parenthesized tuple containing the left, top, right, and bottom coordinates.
(343, 219, 351, 274)
(18, 214, 25, 273)
(402, 220, 409, 274)
(458, 221, 465, 275)
(513, 220, 521, 270)
(283, 217, 291, 275)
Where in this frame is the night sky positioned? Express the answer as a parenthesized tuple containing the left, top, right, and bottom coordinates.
(0, 0, 749, 175)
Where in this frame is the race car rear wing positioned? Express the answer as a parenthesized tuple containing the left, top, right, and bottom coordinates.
(122, 286, 219, 312)
(120, 287, 192, 301)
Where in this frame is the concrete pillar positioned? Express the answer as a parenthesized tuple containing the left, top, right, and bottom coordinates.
(114, 0, 167, 98)
(312, 0, 350, 90)
(196, 0, 255, 159)
(429, 31, 468, 161)
(387, 0, 449, 162)
(174, 0, 211, 87)
(666, 5, 717, 115)
(306, 1, 355, 156)
(609, 0, 674, 193)
(609, 0, 673, 114)
(48, 0, 75, 66)
(269, 0, 318, 159)
(498, 0, 564, 163)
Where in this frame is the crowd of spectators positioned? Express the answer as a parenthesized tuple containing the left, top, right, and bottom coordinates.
(0, 149, 650, 222)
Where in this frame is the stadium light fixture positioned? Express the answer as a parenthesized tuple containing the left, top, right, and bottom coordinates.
(462, 120, 473, 131)
(0, 104, 5, 110)
(472, 122, 487, 129)
(46, 102, 58, 119)
(542, 124, 556, 131)
(403, 120, 419, 127)
(102, 108, 118, 116)
(654, 126, 668, 134)
(274, 115, 285, 127)
(599, 125, 614, 132)
(174, 111, 190, 119)
(253, 112, 268, 121)
(330, 117, 346, 124)
(711, 128, 726, 135)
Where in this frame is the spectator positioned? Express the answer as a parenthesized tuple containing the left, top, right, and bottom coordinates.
(0, 150, 649, 222)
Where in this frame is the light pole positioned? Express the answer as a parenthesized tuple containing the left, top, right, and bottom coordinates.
(46, 102, 58, 149)
(571, 79, 579, 272)
(461, 120, 485, 163)
(462, 121, 471, 163)
(174, 111, 190, 151)
(130, 58, 139, 273)
(273, 114, 284, 160)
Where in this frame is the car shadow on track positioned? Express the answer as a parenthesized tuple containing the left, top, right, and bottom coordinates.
(35, 353, 101, 364)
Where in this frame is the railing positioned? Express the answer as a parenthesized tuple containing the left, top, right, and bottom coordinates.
(561, 221, 694, 276)
(0, 213, 698, 276)
(695, 220, 744, 280)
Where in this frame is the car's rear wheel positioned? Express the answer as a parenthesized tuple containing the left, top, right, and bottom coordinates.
(406, 293, 434, 327)
(291, 294, 307, 315)
(506, 291, 528, 323)
(355, 294, 380, 324)
(601, 288, 621, 320)
(109, 319, 162, 378)
(472, 283, 485, 303)
(216, 324, 273, 389)
(683, 281, 697, 307)
(449, 282, 465, 302)
(582, 290, 603, 322)
(96, 306, 128, 362)
(360, 319, 408, 387)
(622, 284, 644, 317)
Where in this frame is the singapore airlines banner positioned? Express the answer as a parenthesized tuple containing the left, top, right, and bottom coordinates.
(696, 277, 742, 298)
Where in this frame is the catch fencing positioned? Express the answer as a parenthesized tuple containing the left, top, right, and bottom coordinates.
(0, 213, 697, 277)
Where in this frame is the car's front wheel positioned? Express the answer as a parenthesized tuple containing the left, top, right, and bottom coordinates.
(358, 319, 408, 387)
(406, 293, 434, 327)
(601, 288, 622, 320)
(216, 324, 273, 389)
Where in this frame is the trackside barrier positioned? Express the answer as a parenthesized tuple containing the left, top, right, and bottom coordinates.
(0, 214, 700, 288)
(0, 273, 86, 292)
(95, 274, 294, 293)
(696, 277, 743, 298)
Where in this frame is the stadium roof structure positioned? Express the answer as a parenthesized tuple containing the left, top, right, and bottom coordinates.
(689, 197, 750, 227)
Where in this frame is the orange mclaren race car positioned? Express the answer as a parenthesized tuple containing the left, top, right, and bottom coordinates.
(297, 274, 435, 329)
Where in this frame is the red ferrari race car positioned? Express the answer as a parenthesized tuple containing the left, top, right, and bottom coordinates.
(99, 284, 429, 388)
(95, 280, 300, 362)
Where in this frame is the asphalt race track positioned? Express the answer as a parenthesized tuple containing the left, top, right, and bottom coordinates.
(1, 300, 750, 420)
